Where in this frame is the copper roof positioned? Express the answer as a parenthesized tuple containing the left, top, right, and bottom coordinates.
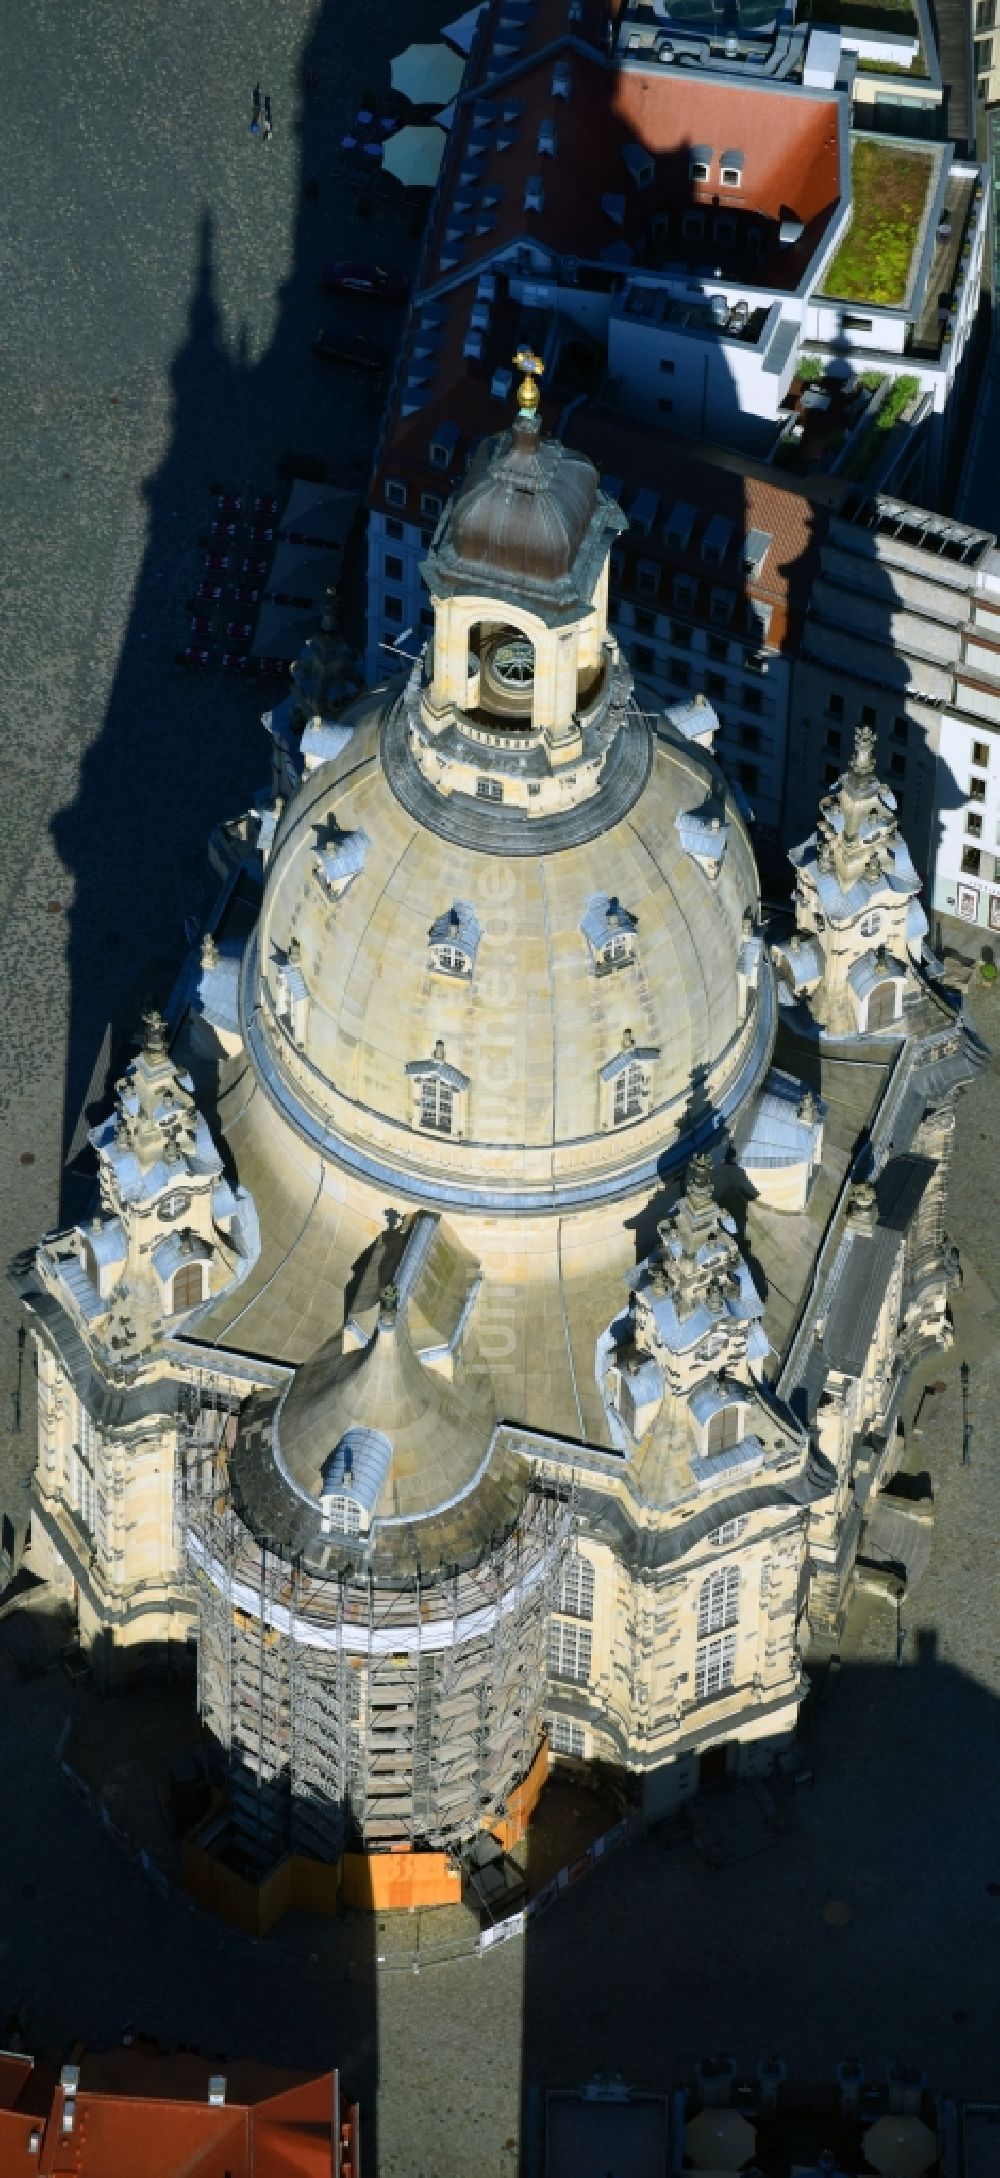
(446, 412, 599, 583)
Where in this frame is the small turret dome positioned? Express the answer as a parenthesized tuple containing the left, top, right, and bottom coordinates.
(447, 415, 599, 588)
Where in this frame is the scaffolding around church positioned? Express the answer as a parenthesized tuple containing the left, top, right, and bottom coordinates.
(177, 1380, 570, 1870)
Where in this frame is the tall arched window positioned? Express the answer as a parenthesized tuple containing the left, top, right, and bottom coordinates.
(420, 1078, 454, 1134)
(559, 1552, 595, 1620)
(697, 1565, 740, 1637)
(613, 1060, 646, 1125)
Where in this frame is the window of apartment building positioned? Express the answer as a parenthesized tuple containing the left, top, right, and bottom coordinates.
(695, 1630, 737, 1700)
(548, 1619, 592, 1683)
(673, 575, 697, 611)
(689, 155, 710, 182)
(637, 561, 659, 597)
(635, 607, 656, 636)
(672, 620, 692, 649)
(710, 590, 734, 626)
(827, 692, 845, 719)
(972, 740, 990, 767)
(683, 211, 705, 241)
(658, 397, 674, 414)
(420, 608, 434, 631)
(975, 34, 994, 68)
(384, 555, 404, 582)
(476, 777, 503, 802)
(743, 685, 763, 714)
(890, 753, 906, 779)
(744, 652, 765, 676)
(892, 714, 909, 744)
(671, 661, 691, 690)
(738, 762, 759, 792)
(977, 0, 996, 30)
(385, 516, 404, 542)
(962, 846, 982, 874)
(824, 762, 840, 785)
(706, 672, 727, 699)
(970, 774, 987, 801)
(385, 479, 407, 508)
(659, 357, 675, 375)
(384, 595, 404, 622)
(741, 724, 761, 752)
(634, 645, 655, 672)
(420, 491, 443, 520)
(825, 727, 842, 752)
(861, 704, 877, 728)
(610, 550, 626, 585)
(707, 635, 729, 662)
(967, 811, 984, 839)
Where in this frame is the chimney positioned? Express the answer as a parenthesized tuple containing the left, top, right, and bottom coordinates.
(208, 2074, 227, 2106)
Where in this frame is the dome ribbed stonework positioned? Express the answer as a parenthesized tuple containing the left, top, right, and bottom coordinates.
(442, 416, 599, 589)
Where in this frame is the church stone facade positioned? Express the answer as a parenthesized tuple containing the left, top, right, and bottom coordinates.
(21, 368, 983, 1877)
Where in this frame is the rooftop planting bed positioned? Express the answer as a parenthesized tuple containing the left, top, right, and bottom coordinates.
(822, 139, 935, 306)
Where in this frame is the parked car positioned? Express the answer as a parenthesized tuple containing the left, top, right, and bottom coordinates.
(321, 260, 409, 303)
(312, 326, 388, 372)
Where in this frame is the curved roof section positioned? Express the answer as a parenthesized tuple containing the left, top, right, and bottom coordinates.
(249, 695, 771, 1212)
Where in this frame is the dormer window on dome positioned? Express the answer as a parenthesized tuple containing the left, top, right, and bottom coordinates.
(428, 902, 481, 979)
(601, 1029, 658, 1130)
(314, 826, 370, 899)
(581, 893, 638, 974)
(406, 1041, 471, 1137)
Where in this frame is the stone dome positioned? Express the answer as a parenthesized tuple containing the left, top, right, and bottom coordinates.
(444, 415, 599, 587)
(246, 690, 774, 1216)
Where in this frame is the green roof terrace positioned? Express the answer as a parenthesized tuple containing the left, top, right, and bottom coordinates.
(819, 136, 938, 309)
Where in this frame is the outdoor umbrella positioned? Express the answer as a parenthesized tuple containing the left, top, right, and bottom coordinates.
(442, 4, 486, 52)
(683, 2108, 757, 2170)
(390, 41, 465, 105)
(862, 2114, 937, 2178)
(381, 125, 446, 189)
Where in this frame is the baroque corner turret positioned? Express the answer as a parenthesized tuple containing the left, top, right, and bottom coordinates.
(774, 723, 929, 1039)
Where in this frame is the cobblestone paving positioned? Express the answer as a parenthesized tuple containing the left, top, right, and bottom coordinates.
(3, 9, 1000, 2171)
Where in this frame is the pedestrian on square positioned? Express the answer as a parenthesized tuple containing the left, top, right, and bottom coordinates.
(250, 80, 261, 135)
(261, 113, 272, 144)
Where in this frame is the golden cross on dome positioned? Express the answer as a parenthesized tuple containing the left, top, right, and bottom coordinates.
(513, 347, 544, 415)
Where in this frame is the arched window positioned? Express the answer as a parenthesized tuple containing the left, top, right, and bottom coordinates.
(707, 1402, 743, 1455)
(604, 932, 632, 966)
(866, 979, 899, 1031)
(697, 1565, 740, 1637)
(613, 1060, 646, 1125)
(172, 1263, 204, 1313)
(559, 1552, 595, 1620)
(859, 911, 881, 939)
(420, 1078, 454, 1134)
